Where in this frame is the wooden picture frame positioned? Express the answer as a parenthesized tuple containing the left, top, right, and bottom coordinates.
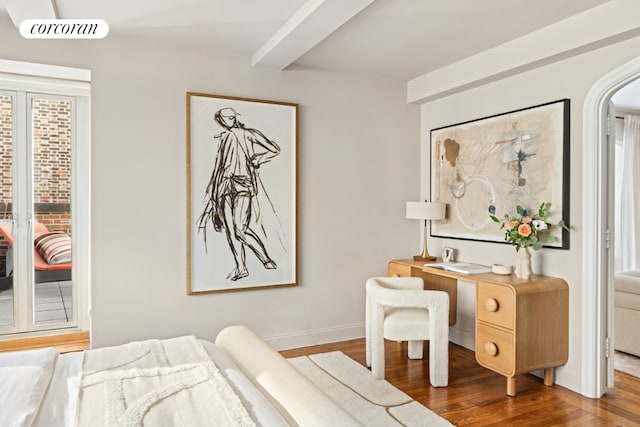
(187, 93, 298, 293)
(430, 99, 570, 248)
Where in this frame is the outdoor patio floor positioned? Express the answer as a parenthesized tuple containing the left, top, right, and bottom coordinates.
(0, 280, 72, 329)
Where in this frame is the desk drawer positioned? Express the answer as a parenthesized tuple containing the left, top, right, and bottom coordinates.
(388, 261, 412, 277)
(476, 323, 514, 376)
(477, 281, 514, 330)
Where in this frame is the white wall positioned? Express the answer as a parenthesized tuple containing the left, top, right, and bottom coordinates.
(419, 35, 640, 394)
(0, 16, 421, 349)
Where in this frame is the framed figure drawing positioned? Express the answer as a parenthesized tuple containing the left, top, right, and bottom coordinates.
(187, 93, 298, 294)
(430, 99, 570, 249)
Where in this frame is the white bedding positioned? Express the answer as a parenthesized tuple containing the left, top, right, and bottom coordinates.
(0, 337, 289, 427)
(0, 347, 59, 427)
(32, 350, 82, 427)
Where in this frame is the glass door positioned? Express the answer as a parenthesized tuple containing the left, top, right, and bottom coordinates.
(30, 94, 74, 328)
(0, 91, 15, 331)
(0, 91, 75, 334)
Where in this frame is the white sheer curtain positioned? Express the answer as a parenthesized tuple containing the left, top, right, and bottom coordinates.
(620, 114, 640, 271)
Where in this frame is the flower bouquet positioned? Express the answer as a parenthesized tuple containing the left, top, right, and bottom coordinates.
(489, 202, 568, 251)
(489, 202, 568, 279)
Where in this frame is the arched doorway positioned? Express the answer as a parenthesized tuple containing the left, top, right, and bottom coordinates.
(582, 55, 640, 398)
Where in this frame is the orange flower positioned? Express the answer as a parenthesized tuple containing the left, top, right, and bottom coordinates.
(507, 220, 519, 229)
(518, 223, 532, 237)
(522, 216, 532, 223)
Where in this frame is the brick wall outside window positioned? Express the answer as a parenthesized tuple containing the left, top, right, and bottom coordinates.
(0, 97, 72, 278)
(0, 95, 11, 205)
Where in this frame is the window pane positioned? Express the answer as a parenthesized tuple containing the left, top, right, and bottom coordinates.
(0, 94, 13, 330)
(31, 97, 73, 326)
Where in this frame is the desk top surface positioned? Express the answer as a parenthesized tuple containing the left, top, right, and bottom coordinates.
(390, 259, 567, 290)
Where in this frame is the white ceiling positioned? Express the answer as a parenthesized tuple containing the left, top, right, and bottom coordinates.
(290, 0, 609, 80)
(0, 0, 614, 82)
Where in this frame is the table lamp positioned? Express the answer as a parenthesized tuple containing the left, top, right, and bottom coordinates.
(406, 201, 446, 261)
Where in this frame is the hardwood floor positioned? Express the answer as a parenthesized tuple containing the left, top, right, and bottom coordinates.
(280, 339, 640, 426)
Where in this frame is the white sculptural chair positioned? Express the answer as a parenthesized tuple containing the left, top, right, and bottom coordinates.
(365, 277, 449, 387)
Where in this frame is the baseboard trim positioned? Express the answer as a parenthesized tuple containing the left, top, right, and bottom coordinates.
(264, 323, 365, 351)
(449, 326, 475, 351)
(261, 323, 588, 395)
(554, 367, 582, 395)
(265, 323, 475, 353)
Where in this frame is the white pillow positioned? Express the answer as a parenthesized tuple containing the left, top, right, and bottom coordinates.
(0, 347, 58, 427)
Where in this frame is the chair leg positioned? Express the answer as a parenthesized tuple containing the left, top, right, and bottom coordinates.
(371, 338, 385, 379)
(365, 297, 372, 367)
(371, 308, 385, 379)
(408, 340, 424, 359)
(429, 337, 449, 387)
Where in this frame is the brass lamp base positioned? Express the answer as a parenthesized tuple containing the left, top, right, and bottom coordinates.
(413, 255, 437, 262)
(412, 218, 437, 262)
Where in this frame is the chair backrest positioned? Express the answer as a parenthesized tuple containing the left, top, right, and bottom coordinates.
(366, 277, 449, 310)
(368, 276, 424, 291)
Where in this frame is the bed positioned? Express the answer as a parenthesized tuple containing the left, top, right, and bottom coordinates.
(0, 325, 360, 426)
(0, 222, 72, 290)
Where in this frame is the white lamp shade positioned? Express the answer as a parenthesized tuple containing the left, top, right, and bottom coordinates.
(406, 201, 446, 220)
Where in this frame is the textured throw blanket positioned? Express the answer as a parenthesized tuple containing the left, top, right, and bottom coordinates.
(75, 336, 255, 427)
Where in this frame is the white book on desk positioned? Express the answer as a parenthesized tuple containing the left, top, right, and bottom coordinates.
(425, 262, 492, 275)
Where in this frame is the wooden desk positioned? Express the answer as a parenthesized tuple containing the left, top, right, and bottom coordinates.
(388, 259, 569, 397)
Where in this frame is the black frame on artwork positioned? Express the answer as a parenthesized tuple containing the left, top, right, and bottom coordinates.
(429, 99, 570, 249)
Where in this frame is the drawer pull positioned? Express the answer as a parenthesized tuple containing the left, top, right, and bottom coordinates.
(485, 342, 499, 357)
(485, 298, 499, 312)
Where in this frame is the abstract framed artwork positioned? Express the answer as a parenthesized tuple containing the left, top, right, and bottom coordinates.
(187, 93, 298, 294)
(430, 99, 570, 249)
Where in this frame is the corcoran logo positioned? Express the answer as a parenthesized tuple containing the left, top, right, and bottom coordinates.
(19, 19, 109, 39)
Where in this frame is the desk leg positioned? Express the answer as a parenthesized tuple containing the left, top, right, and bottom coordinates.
(507, 377, 516, 397)
(543, 368, 554, 386)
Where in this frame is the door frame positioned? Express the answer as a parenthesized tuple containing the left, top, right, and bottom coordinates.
(582, 55, 640, 398)
(0, 60, 91, 337)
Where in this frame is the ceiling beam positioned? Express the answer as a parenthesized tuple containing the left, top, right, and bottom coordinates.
(252, 0, 374, 70)
(3, 0, 57, 27)
(407, 0, 640, 104)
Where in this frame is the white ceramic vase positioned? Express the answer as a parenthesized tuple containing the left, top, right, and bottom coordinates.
(514, 247, 532, 280)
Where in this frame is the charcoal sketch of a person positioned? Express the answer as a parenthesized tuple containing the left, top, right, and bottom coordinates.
(197, 107, 280, 281)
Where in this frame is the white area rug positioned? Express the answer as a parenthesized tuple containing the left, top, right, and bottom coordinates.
(288, 351, 454, 427)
